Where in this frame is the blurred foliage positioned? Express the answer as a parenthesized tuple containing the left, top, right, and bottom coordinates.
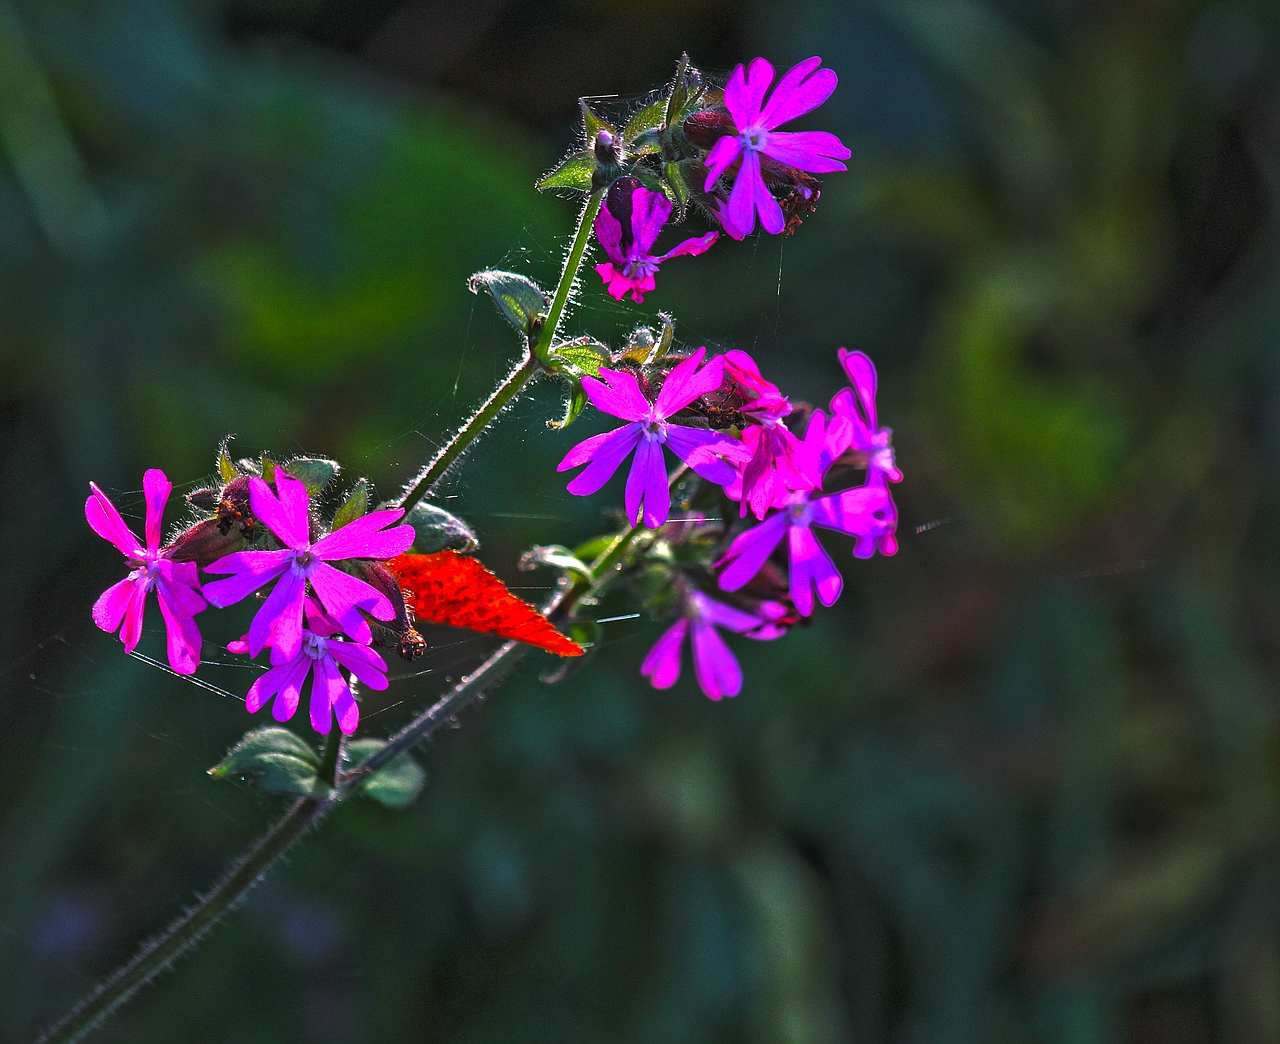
(5, 1, 1280, 1042)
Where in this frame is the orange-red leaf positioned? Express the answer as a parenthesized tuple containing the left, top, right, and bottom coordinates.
(386, 551, 583, 657)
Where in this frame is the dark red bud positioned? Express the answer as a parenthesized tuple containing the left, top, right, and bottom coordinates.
(165, 518, 245, 568)
(682, 109, 735, 150)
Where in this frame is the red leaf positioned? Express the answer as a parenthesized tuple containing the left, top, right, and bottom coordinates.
(386, 551, 583, 657)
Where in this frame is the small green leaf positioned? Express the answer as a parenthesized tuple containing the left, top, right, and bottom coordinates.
(573, 533, 616, 563)
(405, 501, 479, 553)
(547, 339, 609, 378)
(217, 438, 237, 484)
(663, 161, 693, 212)
(537, 151, 594, 193)
(332, 478, 369, 530)
(666, 53, 695, 127)
(209, 727, 329, 798)
(286, 457, 340, 495)
(261, 455, 276, 483)
(548, 382, 588, 430)
(343, 739, 425, 810)
(520, 544, 594, 583)
(622, 98, 668, 148)
(468, 270, 548, 341)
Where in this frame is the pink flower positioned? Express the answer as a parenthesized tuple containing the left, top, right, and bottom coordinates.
(640, 587, 788, 700)
(720, 350, 820, 519)
(557, 348, 751, 528)
(703, 57, 851, 237)
(717, 410, 900, 613)
(202, 469, 414, 661)
(229, 599, 387, 735)
(830, 348, 902, 485)
(86, 469, 205, 674)
(595, 178, 719, 303)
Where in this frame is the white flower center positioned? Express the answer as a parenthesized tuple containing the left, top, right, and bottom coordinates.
(643, 415, 667, 442)
(302, 632, 328, 660)
(740, 127, 768, 152)
(291, 550, 319, 578)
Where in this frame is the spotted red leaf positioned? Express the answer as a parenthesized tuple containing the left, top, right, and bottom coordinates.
(386, 551, 583, 657)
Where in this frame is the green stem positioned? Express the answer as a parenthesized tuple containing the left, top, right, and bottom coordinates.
(531, 189, 603, 364)
(397, 188, 603, 515)
(35, 797, 328, 1044)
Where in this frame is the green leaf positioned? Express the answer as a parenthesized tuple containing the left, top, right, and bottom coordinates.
(663, 161, 693, 212)
(404, 500, 479, 553)
(665, 53, 696, 127)
(573, 533, 616, 563)
(547, 339, 609, 378)
(520, 544, 593, 583)
(622, 98, 668, 148)
(209, 727, 329, 798)
(468, 269, 548, 341)
(548, 382, 588, 430)
(286, 456, 340, 494)
(332, 478, 369, 530)
(537, 151, 594, 193)
(343, 739, 426, 810)
(261, 455, 276, 483)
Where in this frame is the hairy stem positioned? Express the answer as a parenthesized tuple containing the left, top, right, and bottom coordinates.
(35, 797, 328, 1044)
(397, 188, 603, 514)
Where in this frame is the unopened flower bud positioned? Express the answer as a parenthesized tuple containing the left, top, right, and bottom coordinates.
(165, 517, 246, 568)
(594, 128, 618, 165)
(682, 109, 735, 150)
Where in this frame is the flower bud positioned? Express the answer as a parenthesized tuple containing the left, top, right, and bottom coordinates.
(682, 109, 735, 150)
(165, 517, 246, 568)
(594, 128, 619, 165)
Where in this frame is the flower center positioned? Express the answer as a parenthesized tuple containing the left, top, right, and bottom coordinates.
(131, 558, 162, 591)
(788, 498, 813, 526)
(291, 550, 318, 577)
(622, 256, 658, 280)
(643, 416, 667, 442)
(740, 127, 768, 152)
(302, 632, 328, 660)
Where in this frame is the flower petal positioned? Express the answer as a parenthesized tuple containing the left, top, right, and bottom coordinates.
(313, 508, 413, 562)
(837, 348, 879, 429)
(86, 483, 142, 557)
(758, 57, 838, 129)
(118, 578, 148, 654)
(249, 470, 311, 550)
(625, 435, 668, 528)
(250, 565, 307, 660)
(629, 186, 673, 256)
(640, 618, 688, 690)
(561, 423, 643, 496)
(310, 654, 355, 735)
(690, 619, 742, 700)
(580, 368, 652, 421)
(245, 654, 307, 716)
(703, 134, 743, 192)
(760, 130, 850, 173)
(725, 57, 775, 130)
(593, 202, 626, 266)
(327, 640, 390, 690)
(788, 525, 841, 616)
(201, 549, 293, 607)
(656, 230, 719, 263)
(716, 510, 790, 592)
(596, 262, 646, 302)
(728, 150, 785, 237)
(153, 560, 206, 617)
(693, 590, 773, 634)
(93, 575, 138, 635)
(663, 424, 747, 487)
(141, 469, 172, 554)
(156, 584, 203, 674)
(310, 561, 393, 647)
(808, 484, 895, 537)
(655, 348, 723, 416)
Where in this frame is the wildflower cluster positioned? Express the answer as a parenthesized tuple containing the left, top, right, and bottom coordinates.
(63, 51, 904, 1042)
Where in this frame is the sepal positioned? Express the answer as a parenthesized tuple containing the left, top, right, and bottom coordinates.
(537, 151, 594, 193)
(209, 727, 330, 798)
(332, 479, 369, 530)
(546, 338, 609, 378)
(548, 382, 588, 430)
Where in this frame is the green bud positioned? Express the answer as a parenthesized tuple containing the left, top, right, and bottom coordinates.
(286, 456, 340, 495)
(468, 269, 549, 344)
(404, 500, 479, 554)
(209, 727, 329, 798)
(342, 740, 425, 810)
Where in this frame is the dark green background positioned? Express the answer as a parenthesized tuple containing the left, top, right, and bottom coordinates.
(4, 1, 1280, 1041)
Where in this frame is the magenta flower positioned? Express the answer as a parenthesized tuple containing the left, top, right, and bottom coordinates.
(86, 469, 205, 674)
(595, 178, 719, 303)
(202, 469, 414, 661)
(229, 599, 387, 735)
(557, 348, 751, 528)
(703, 57, 851, 236)
(831, 348, 902, 485)
(720, 350, 820, 519)
(640, 587, 788, 700)
(717, 410, 900, 613)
